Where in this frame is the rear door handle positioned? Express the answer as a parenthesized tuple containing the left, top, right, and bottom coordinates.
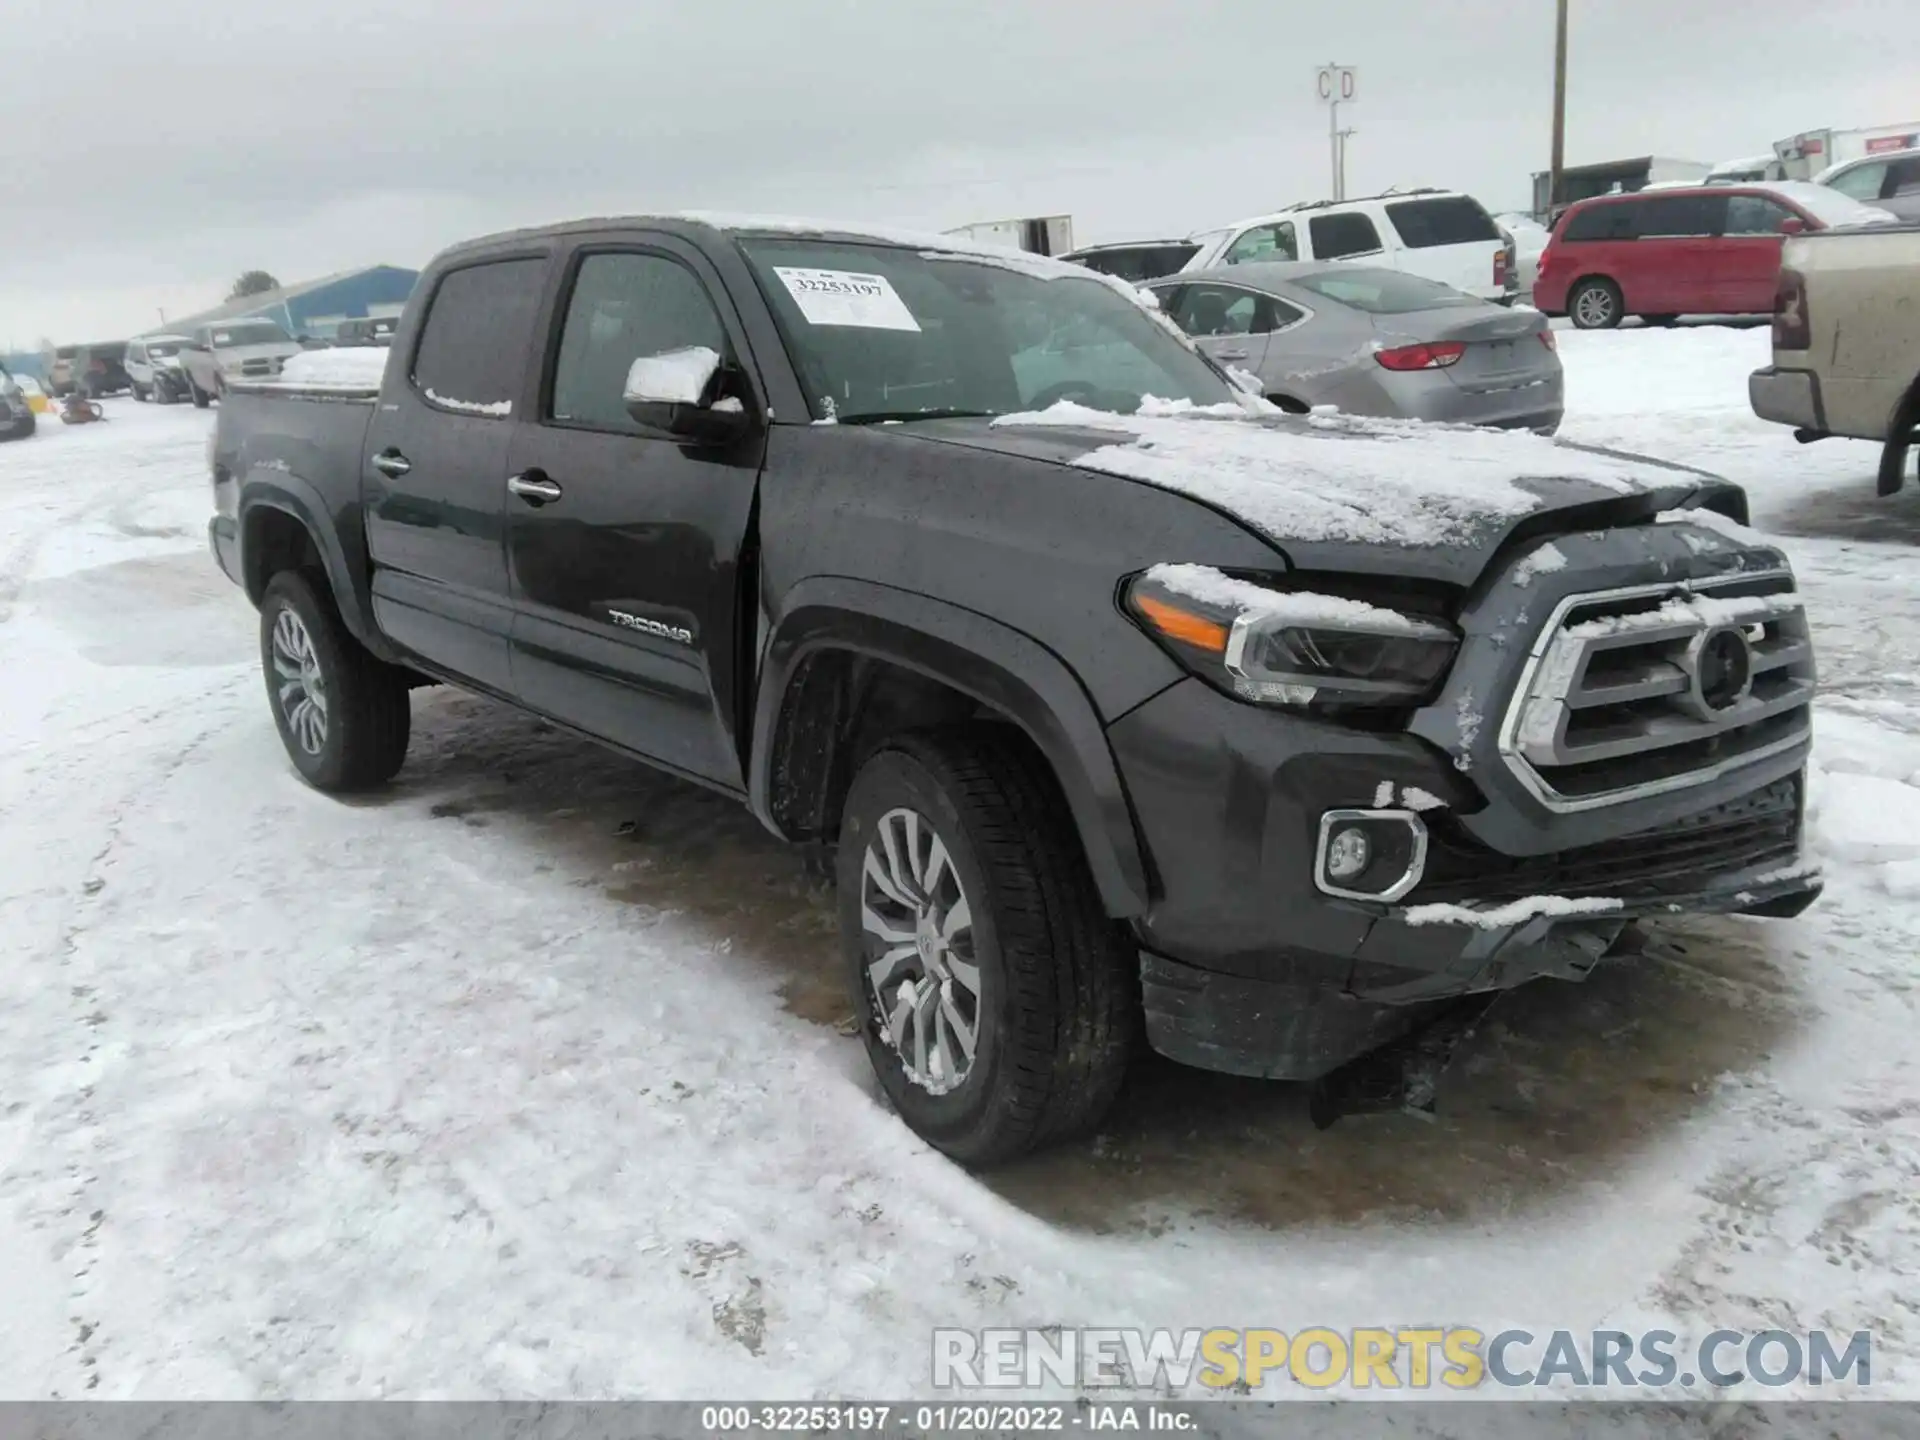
(1213, 348, 1250, 360)
(507, 471, 563, 506)
(371, 449, 411, 478)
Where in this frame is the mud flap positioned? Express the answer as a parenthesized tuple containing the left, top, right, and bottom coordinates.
(1307, 993, 1502, 1130)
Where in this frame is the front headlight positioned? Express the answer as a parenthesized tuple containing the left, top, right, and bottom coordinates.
(1126, 563, 1458, 709)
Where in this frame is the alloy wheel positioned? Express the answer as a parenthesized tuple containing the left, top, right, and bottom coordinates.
(1574, 285, 1615, 327)
(858, 806, 981, 1095)
(270, 607, 329, 755)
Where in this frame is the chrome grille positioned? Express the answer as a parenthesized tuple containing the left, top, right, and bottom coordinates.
(1501, 571, 1814, 810)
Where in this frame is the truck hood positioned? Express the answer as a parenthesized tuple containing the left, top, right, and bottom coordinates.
(905, 402, 1743, 586)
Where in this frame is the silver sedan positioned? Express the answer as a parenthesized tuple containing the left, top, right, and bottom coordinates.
(1146, 261, 1564, 433)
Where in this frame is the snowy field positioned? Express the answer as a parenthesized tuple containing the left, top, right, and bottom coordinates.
(2, 326, 1918, 1412)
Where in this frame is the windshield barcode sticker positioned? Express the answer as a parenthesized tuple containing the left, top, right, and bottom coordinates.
(773, 267, 921, 332)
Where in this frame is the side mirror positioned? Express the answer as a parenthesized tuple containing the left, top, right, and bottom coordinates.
(1777, 216, 1807, 235)
(623, 346, 752, 443)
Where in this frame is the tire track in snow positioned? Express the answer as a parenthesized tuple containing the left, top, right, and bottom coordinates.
(35, 691, 252, 1395)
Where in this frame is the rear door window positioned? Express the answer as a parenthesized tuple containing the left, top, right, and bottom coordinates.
(411, 258, 548, 417)
(1636, 193, 1725, 237)
(1889, 157, 1920, 198)
(1307, 212, 1384, 260)
(1560, 202, 1638, 242)
(1384, 197, 1500, 248)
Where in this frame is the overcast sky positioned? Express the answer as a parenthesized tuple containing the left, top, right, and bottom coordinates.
(3, 0, 1911, 347)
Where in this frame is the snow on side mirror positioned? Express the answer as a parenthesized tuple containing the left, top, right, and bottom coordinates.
(624, 346, 722, 407)
(623, 346, 752, 444)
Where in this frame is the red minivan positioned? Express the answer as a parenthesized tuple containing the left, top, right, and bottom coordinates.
(1533, 181, 1888, 329)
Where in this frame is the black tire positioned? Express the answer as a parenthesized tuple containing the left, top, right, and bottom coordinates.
(258, 569, 411, 792)
(1568, 277, 1624, 330)
(837, 729, 1137, 1166)
(1880, 387, 1919, 496)
(188, 377, 211, 409)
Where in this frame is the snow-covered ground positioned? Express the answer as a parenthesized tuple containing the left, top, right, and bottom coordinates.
(1, 328, 1917, 1409)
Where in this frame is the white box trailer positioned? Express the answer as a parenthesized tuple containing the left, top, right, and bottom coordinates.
(942, 215, 1074, 257)
(1773, 122, 1920, 180)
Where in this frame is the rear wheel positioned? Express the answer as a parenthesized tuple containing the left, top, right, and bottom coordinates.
(1569, 278, 1624, 330)
(259, 570, 411, 791)
(837, 730, 1137, 1167)
(1880, 385, 1920, 496)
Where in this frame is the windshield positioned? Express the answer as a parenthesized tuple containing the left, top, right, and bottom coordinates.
(1289, 268, 1481, 314)
(211, 321, 291, 348)
(739, 239, 1234, 422)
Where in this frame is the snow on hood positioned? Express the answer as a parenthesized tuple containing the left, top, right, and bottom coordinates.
(990, 400, 1678, 549)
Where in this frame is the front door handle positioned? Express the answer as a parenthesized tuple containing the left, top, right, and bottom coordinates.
(371, 449, 411, 478)
(507, 471, 564, 506)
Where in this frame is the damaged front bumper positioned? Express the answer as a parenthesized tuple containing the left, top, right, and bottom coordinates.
(1137, 856, 1820, 1082)
(1108, 668, 1817, 1085)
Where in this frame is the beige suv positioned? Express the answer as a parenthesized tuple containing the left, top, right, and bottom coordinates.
(1750, 222, 1920, 494)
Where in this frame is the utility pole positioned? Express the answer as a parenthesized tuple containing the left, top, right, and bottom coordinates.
(1548, 0, 1569, 214)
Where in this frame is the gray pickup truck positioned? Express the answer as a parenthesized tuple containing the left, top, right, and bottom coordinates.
(208, 214, 1821, 1164)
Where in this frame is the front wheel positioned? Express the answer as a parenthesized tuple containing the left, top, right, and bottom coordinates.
(259, 570, 411, 791)
(837, 730, 1137, 1167)
(1569, 277, 1624, 330)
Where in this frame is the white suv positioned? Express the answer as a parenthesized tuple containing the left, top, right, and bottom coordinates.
(1181, 189, 1514, 302)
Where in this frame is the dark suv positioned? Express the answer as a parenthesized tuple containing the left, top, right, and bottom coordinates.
(206, 215, 1821, 1164)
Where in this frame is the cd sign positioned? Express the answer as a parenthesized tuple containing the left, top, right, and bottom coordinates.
(1316, 65, 1358, 103)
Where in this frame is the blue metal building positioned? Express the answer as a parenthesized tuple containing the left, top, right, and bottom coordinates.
(162, 265, 420, 342)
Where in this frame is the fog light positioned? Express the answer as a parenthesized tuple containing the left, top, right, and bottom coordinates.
(1325, 826, 1372, 881)
(1315, 809, 1429, 903)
